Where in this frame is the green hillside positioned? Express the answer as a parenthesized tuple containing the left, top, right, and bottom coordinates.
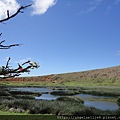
(1, 65, 120, 86)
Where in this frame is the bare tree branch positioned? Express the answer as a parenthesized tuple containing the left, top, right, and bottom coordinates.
(0, 40, 22, 49)
(0, 3, 40, 79)
(0, 40, 5, 44)
(0, 4, 32, 23)
(0, 33, 2, 37)
(0, 57, 39, 79)
(5, 57, 11, 69)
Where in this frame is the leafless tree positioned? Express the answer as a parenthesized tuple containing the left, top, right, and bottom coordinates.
(0, 4, 39, 79)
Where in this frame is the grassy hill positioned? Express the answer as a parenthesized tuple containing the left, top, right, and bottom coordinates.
(1, 65, 120, 86)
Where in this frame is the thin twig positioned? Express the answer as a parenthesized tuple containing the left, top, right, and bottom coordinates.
(0, 4, 32, 23)
(0, 40, 22, 49)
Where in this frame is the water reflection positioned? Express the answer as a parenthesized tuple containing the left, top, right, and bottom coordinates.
(84, 100, 119, 111)
(77, 94, 113, 99)
(35, 94, 60, 100)
(35, 93, 119, 111)
(12, 87, 53, 93)
(11, 87, 119, 111)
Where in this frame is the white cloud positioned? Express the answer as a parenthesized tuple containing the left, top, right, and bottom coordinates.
(0, 0, 57, 19)
(31, 0, 57, 15)
(0, 0, 20, 20)
(80, 0, 103, 14)
(80, 6, 96, 14)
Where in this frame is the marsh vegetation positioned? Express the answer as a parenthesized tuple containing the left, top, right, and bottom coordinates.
(0, 86, 120, 115)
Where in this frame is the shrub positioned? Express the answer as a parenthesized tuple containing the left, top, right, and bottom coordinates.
(1, 99, 30, 110)
(29, 106, 40, 114)
(117, 97, 120, 106)
(116, 108, 120, 115)
(0, 97, 118, 115)
(13, 95, 35, 99)
(56, 96, 84, 104)
(50, 90, 76, 96)
(0, 96, 14, 100)
(0, 91, 10, 96)
(9, 91, 41, 96)
(73, 108, 94, 115)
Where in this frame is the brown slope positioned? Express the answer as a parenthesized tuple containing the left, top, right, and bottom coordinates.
(1, 65, 120, 86)
(57, 65, 120, 80)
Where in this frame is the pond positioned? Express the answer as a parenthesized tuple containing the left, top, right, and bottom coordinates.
(11, 87, 53, 93)
(35, 93, 119, 111)
(35, 93, 60, 100)
(77, 93, 113, 99)
(11, 87, 119, 111)
(84, 100, 119, 111)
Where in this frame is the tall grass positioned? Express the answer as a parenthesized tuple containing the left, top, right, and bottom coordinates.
(117, 97, 120, 106)
(79, 86, 120, 97)
(50, 90, 77, 96)
(1, 86, 120, 115)
(9, 90, 41, 96)
(0, 96, 119, 115)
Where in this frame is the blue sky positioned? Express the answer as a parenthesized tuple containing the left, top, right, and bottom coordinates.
(0, 0, 120, 77)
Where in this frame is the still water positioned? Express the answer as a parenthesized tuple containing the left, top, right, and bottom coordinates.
(35, 93, 60, 100)
(35, 93, 119, 111)
(12, 87, 53, 92)
(84, 100, 119, 111)
(77, 93, 113, 99)
(12, 87, 119, 111)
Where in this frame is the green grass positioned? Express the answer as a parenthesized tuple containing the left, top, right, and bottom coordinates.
(56, 96, 84, 104)
(63, 79, 120, 86)
(50, 90, 77, 96)
(9, 90, 41, 96)
(0, 110, 27, 115)
(0, 115, 58, 120)
(78, 86, 120, 97)
(0, 81, 43, 86)
(1, 77, 120, 86)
